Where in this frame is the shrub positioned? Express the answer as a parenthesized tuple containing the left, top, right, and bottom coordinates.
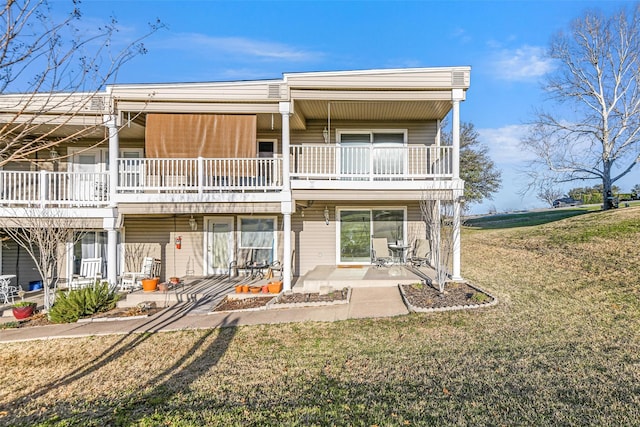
(49, 282, 119, 323)
(13, 301, 36, 308)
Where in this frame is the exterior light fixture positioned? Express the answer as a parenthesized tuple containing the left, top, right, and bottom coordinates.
(189, 215, 197, 231)
(49, 148, 58, 160)
(323, 206, 330, 225)
(323, 127, 329, 143)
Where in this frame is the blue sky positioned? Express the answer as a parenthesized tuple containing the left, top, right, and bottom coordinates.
(68, 0, 638, 213)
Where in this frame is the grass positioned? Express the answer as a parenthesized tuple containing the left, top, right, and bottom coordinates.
(1, 207, 640, 425)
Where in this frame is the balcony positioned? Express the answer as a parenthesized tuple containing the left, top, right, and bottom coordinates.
(289, 144, 453, 188)
(0, 170, 109, 208)
(0, 146, 454, 208)
(117, 157, 283, 194)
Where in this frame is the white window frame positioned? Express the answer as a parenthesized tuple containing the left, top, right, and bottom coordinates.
(257, 139, 279, 158)
(336, 206, 407, 265)
(237, 216, 278, 264)
(336, 129, 408, 178)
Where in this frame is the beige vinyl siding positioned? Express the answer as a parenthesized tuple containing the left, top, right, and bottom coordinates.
(292, 120, 437, 145)
(1, 241, 41, 290)
(294, 202, 425, 276)
(285, 68, 470, 90)
(123, 216, 197, 280)
(293, 204, 337, 276)
(123, 215, 285, 279)
(111, 81, 284, 103)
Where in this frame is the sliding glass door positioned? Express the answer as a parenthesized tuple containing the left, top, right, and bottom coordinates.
(338, 208, 405, 264)
(339, 131, 406, 179)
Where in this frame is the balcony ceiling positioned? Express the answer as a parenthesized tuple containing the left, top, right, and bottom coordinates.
(291, 99, 452, 130)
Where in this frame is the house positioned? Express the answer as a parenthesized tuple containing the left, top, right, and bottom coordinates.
(0, 67, 469, 292)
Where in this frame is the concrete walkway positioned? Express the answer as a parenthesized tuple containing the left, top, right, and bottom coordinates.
(0, 287, 409, 343)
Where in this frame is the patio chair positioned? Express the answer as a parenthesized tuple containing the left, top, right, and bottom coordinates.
(371, 237, 394, 267)
(267, 260, 283, 279)
(0, 275, 17, 305)
(120, 257, 161, 292)
(69, 257, 103, 290)
(409, 239, 431, 267)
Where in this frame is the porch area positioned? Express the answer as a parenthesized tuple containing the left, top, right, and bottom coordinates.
(114, 264, 433, 313)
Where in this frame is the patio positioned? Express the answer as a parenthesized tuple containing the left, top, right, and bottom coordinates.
(0, 264, 434, 319)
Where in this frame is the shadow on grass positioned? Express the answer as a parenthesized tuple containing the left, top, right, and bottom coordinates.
(0, 300, 238, 426)
(465, 208, 592, 230)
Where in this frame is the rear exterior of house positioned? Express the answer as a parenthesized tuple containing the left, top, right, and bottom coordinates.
(0, 67, 469, 292)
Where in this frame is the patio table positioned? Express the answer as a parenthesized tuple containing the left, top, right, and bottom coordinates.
(246, 262, 268, 280)
(388, 244, 410, 263)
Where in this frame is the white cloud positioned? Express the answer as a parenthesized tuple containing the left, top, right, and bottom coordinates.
(491, 45, 555, 81)
(451, 27, 472, 44)
(159, 33, 321, 62)
(478, 124, 536, 165)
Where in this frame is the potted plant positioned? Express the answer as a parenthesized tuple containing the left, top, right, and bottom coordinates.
(12, 301, 37, 320)
(141, 277, 159, 292)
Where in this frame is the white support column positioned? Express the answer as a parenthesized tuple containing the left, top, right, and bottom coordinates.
(104, 216, 118, 287)
(279, 102, 292, 192)
(451, 89, 464, 180)
(104, 115, 120, 287)
(280, 101, 293, 291)
(282, 211, 292, 291)
(451, 197, 462, 281)
(451, 89, 465, 281)
(104, 115, 119, 207)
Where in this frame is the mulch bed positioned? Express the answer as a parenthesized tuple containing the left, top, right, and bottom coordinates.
(1, 304, 163, 329)
(274, 288, 349, 305)
(212, 289, 351, 312)
(400, 282, 494, 309)
(213, 296, 275, 312)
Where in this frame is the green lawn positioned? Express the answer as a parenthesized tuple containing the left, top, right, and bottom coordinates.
(1, 207, 639, 426)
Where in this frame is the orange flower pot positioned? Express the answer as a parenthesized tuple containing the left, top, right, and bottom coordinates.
(141, 278, 158, 292)
(241, 284, 249, 293)
(235, 285, 243, 293)
(249, 286, 262, 294)
(268, 281, 283, 294)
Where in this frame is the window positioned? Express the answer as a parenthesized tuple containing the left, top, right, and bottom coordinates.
(338, 130, 407, 177)
(338, 208, 406, 263)
(73, 232, 107, 274)
(239, 217, 276, 263)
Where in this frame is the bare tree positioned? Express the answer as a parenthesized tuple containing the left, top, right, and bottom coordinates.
(0, 0, 163, 167)
(1, 210, 89, 309)
(420, 198, 455, 293)
(522, 5, 640, 209)
(536, 182, 564, 207)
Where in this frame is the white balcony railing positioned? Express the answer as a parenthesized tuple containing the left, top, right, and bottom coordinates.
(289, 144, 453, 180)
(0, 147, 453, 207)
(0, 170, 109, 207)
(117, 157, 283, 193)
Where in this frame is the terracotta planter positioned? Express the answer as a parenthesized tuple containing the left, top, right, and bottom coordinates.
(141, 278, 158, 292)
(235, 285, 243, 293)
(170, 277, 180, 285)
(268, 281, 283, 294)
(241, 285, 249, 293)
(157, 282, 169, 292)
(249, 286, 262, 294)
(13, 303, 36, 320)
(262, 285, 269, 293)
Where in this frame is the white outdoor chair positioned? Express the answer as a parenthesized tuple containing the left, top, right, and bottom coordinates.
(0, 275, 17, 305)
(371, 237, 394, 267)
(69, 258, 103, 290)
(410, 239, 431, 267)
(119, 257, 161, 292)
